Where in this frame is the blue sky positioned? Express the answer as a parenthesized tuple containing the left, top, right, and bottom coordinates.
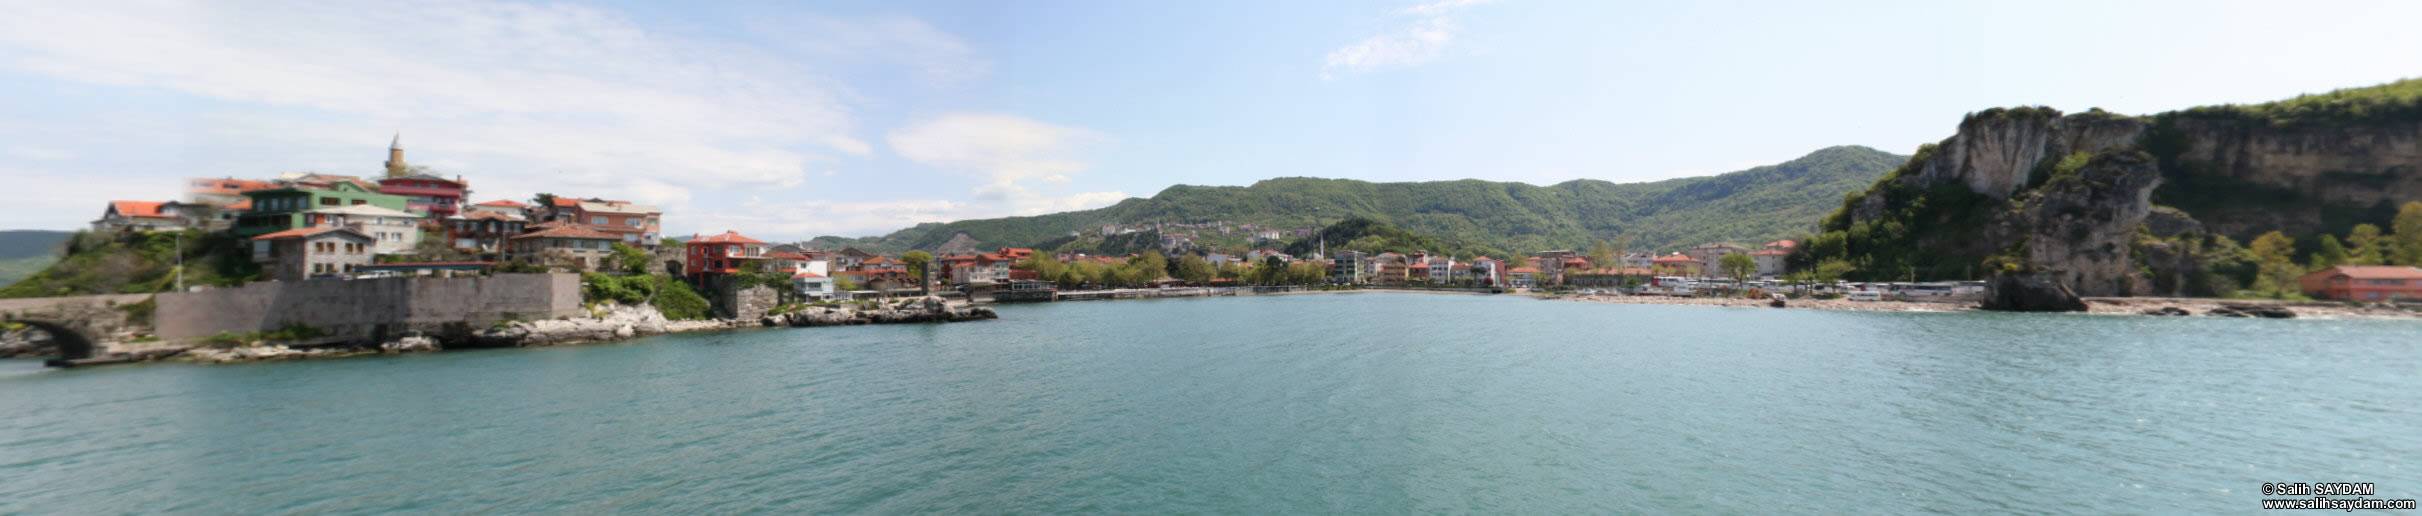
(3, 0, 2419, 239)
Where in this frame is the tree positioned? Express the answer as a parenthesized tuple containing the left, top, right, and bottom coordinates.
(607, 243, 652, 275)
(2312, 235, 2349, 269)
(1175, 254, 1215, 282)
(2348, 224, 2386, 265)
(2396, 201, 2422, 266)
(1812, 259, 1855, 286)
(1215, 262, 1243, 280)
(1590, 239, 1614, 269)
(1131, 252, 1169, 283)
(2248, 231, 2301, 298)
(1014, 255, 1067, 282)
(1611, 234, 1631, 268)
(1719, 253, 1755, 280)
(533, 193, 558, 210)
(900, 250, 933, 281)
(833, 274, 861, 292)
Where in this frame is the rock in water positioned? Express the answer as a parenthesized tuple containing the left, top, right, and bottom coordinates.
(1981, 273, 2088, 312)
(2139, 306, 2190, 316)
(2208, 304, 2296, 319)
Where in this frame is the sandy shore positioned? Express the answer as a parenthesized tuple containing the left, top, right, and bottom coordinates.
(1544, 292, 2421, 319)
(1549, 293, 1967, 312)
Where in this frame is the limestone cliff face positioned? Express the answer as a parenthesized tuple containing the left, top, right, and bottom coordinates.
(1993, 150, 2163, 296)
(1842, 103, 2420, 302)
(2166, 117, 2422, 205)
(1904, 110, 2147, 199)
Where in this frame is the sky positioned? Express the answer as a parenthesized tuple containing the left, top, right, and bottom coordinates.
(3, 0, 2419, 240)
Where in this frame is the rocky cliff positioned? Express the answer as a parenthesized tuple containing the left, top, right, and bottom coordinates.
(1814, 78, 2422, 308)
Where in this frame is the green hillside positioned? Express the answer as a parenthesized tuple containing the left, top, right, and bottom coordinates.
(812, 145, 1905, 255)
(0, 230, 259, 298)
(0, 230, 74, 287)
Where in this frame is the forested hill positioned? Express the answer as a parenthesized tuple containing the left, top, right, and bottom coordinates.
(809, 145, 1906, 254)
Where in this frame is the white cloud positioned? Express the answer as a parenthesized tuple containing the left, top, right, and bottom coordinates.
(688, 191, 1126, 240)
(0, 1, 985, 229)
(1322, 0, 1499, 79)
(887, 113, 1103, 202)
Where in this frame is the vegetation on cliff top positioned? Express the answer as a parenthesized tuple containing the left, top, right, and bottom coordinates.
(0, 230, 258, 298)
(2179, 77, 2422, 127)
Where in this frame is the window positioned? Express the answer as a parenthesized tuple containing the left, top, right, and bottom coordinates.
(591, 216, 607, 225)
(628, 218, 642, 227)
(321, 197, 340, 206)
(352, 199, 366, 205)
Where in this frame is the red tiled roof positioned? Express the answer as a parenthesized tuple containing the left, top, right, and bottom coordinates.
(475, 199, 528, 207)
(109, 200, 172, 218)
(460, 211, 521, 221)
(512, 225, 618, 240)
(549, 197, 583, 207)
(791, 271, 826, 279)
(1653, 253, 1700, 263)
(1766, 240, 1799, 248)
(692, 231, 765, 244)
(187, 178, 274, 196)
(764, 252, 810, 260)
(225, 199, 253, 210)
(865, 256, 903, 264)
(2317, 265, 2422, 280)
(1509, 266, 1540, 273)
(1750, 249, 1789, 256)
(251, 227, 354, 240)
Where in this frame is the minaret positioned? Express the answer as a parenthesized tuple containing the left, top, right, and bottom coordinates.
(384, 133, 407, 177)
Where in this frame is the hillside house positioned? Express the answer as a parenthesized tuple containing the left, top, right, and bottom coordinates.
(251, 227, 376, 281)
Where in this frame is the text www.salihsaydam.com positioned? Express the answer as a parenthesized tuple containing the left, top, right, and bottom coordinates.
(2261, 496, 2417, 510)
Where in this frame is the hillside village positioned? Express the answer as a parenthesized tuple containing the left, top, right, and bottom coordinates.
(67, 135, 2422, 306)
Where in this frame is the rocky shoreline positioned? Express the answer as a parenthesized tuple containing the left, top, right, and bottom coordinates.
(1550, 293, 2422, 320)
(178, 296, 998, 364)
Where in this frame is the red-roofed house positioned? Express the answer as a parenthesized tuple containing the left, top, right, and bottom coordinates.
(378, 173, 470, 218)
(251, 227, 375, 281)
(464, 199, 529, 218)
(2300, 265, 2422, 301)
(93, 200, 195, 232)
(1749, 240, 1798, 277)
(792, 270, 836, 299)
(686, 231, 769, 276)
(446, 210, 528, 256)
(1652, 253, 1703, 276)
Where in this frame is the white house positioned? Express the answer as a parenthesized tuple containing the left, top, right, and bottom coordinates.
(304, 204, 424, 255)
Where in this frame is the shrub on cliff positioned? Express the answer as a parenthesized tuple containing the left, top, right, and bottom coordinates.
(580, 273, 712, 321)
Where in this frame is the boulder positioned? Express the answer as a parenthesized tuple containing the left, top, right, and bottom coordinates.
(2139, 306, 2191, 316)
(381, 336, 441, 352)
(1980, 273, 2088, 312)
(2209, 304, 2296, 319)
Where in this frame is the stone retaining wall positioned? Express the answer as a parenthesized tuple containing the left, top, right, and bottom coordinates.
(154, 273, 582, 343)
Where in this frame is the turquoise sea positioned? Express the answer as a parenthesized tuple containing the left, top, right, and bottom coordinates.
(3, 293, 2416, 513)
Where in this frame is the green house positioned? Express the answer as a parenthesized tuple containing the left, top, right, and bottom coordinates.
(233, 182, 413, 237)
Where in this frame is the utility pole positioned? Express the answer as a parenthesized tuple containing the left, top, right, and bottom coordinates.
(174, 230, 184, 291)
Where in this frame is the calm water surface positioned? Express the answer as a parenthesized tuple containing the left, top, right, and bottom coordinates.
(2, 293, 2417, 514)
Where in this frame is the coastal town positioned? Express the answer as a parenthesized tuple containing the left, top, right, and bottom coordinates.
(81, 137, 2422, 311)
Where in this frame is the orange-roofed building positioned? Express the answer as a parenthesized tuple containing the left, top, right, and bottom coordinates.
(1652, 253, 1703, 276)
(2300, 265, 2422, 302)
(686, 231, 769, 276)
(93, 200, 196, 232)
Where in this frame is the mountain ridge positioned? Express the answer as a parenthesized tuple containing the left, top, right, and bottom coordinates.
(808, 145, 1908, 255)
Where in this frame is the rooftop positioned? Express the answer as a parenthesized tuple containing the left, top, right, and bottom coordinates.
(2314, 265, 2422, 280)
(512, 225, 619, 240)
